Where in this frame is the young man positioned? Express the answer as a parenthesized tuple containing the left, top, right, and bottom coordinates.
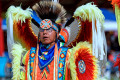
(22, 1, 71, 80)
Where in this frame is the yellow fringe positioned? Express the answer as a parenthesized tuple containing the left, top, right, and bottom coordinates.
(11, 43, 26, 80)
(20, 71, 25, 80)
(6, 5, 32, 24)
(69, 41, 92, 80)
(74, 2, 105, 25)
(69, 49, 76, 80)
(69, 41, 99, 80)
(115, 4, 120, 46)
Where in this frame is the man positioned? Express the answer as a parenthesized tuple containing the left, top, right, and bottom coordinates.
(22, 1, 71, 80)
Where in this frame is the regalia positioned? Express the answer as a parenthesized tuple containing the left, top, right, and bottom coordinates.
(6, 0, 107, 80)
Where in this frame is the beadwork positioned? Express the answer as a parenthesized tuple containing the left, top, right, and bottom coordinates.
(78, 60, 86, 74)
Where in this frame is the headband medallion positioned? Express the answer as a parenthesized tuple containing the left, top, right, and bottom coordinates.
(40, 19, 58, 32)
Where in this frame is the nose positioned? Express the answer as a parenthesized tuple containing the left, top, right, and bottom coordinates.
(43, 29, 47, 34)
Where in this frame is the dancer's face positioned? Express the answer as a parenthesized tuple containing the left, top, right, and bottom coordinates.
(39, 28, 58, 44)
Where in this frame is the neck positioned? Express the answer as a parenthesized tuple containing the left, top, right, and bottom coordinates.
(47, 42, 56, 50)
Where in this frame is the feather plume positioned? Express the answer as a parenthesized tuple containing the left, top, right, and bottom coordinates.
(6, 5, 37, 58)
(6, 6, 32, 24)
(72, 2, 106, 61)
(65, 19, 79, 46)
(74, 2, 105, 25)
(11, 43, 26, 80)
(69, 48, 76, 80)
(31, 22, 39, 37)
(32, 1, 66, 24)
(6, 12, 14, 59)
(67, 20, 92, 48)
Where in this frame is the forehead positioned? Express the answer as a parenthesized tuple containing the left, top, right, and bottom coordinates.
(40, 19, 52, 29)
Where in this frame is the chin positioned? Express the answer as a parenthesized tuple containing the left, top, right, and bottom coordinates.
(41, 41, 51, 45)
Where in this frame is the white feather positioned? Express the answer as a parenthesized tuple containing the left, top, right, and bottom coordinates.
(65, 19, 79, 46)
(92, 17, 95, 56)
(92, 17, 98, 58)
(31, 22, 39, 37)
(7, 13, 14, 59)
(74, 2, 106, 60)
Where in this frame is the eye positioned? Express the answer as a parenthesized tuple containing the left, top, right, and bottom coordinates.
(47, 28, 53, 32)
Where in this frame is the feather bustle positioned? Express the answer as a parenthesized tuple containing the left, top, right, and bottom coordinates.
(69, 41, 99, 80)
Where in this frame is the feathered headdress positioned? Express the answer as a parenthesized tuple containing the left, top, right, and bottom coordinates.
(32, 1, 66, 27)
(32, 1, 69, 43)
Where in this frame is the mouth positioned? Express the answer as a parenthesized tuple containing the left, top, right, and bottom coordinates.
(43, 36, 48, 39)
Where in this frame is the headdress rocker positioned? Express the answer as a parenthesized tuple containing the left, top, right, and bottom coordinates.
(6, 0, 107, 80)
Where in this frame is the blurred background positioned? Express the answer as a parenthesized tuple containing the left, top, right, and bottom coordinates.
(0, 0, 119, 80)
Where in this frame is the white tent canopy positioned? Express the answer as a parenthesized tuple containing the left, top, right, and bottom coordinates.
(100, 8, 117, 31)
(104, 20, 117, 31)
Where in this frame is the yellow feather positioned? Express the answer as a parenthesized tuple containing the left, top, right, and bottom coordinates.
(69, 48, 76, 80)
(11, 43, 26, 80)
(69, 41, 100, 80)
(74, 2, 105, 25)
(115, 4, 120, 46)
(6, 6, 32, 24)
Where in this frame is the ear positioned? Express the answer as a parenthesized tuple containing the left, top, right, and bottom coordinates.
(57, 32, 59, 38)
